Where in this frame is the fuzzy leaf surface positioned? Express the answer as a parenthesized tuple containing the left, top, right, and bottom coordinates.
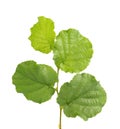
(53, 29, 93, 73)
(29, 16, 56, 53)
(12, 61, 58, 103)
(57, 73, 106, 120)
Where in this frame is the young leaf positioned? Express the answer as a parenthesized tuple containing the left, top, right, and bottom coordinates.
(12, 61, 58, 104)
(29, 16, 56, 53)
(53, 29, 93, 73)
(57, 73, 106, 120)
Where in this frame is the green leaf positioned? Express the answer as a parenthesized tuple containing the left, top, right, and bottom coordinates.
(53, 29, 93, 73)
(57, 73, 106, 120)
(12, 61, 58, 104)
(29, 16, 56, 53)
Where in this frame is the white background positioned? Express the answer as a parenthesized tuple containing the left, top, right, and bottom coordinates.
(0, 0, 120, 129)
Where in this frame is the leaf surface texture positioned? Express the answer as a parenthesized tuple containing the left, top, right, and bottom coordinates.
(12, 61, 58, 103)
(57, 73, 106, 120)
(29, 16, 56, 53)
(53, 29, 93, 72)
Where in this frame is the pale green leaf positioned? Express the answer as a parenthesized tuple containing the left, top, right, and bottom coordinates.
(12, 61, 58, 103)
(53, 29, 93, 73)
(57, 73, 106, 120)
(29, 16, 56, 53)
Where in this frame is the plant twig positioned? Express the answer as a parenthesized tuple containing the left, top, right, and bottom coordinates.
(59, 107, 63, 129)
(56, 68, 59, 94)
(56, 68, 63, 129)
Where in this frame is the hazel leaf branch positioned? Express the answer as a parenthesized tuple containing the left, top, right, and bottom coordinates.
(12, 16, 107, 129)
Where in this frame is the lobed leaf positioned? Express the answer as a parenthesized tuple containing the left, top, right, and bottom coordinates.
(29, 16, 56, 53)
(12, 61, 58, 103)
(57, 73, 106, 120)
(53, 29, 93, 73)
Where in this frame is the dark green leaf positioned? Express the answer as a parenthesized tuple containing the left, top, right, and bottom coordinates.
(29, 16, 56, 53)
(53, 29, 93, 73)
(57, 73, 106, 120)
(12, 61, 58, 103)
